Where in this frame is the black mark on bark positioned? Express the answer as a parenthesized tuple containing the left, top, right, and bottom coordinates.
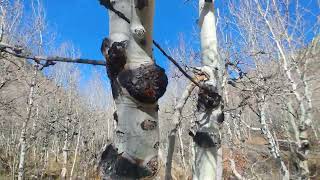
(110, 82, 121, 100)
(189, 131, 220, 148)
(102, 40, 127, 100)
(98, 144, 118, 178)
(115, 156, 150, 178)
(197, 84, 221, 111)
(101, 38, 111, 59)
(99, 0, 115, 9)
(99, 145, 159, 179)
(146, 156, 159, 177)
(141, 120, 157, 131)
(118, 64, 168, 104)
(154, 142, 160, 150)
(217, 113, 224, 123)
(139, 39, 147, 46)
(135, 0, 148, 10)
(116, 130, 125, 135)
(113, 111, 118, 123)
(106, 41, 127, 78)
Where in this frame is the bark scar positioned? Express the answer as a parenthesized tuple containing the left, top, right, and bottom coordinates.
(118, 64, 168, 104)
(135, 0, 148, 10)
(141, 120, 157, 131)
(99, 145, 159, 179)
(189, 131, 221, 148)
(197, 84, 222, 111)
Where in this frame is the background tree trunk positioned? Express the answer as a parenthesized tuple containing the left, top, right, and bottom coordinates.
(18, 65, 38, 180)
(191, 0, 224, 179)
(258, 95, 289, 180)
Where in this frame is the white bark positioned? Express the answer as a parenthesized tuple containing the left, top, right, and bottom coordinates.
(18, 65, 38, 180)
(61, 128, 69, 179)
(258, 97, 289, 180)
(108, 0, 132, 44)
(192, 1, 224, 180)
(70, 127, 81, 179)
(115, 0, 156, 164)
(61, 92, 73, 179)
(99, 1, 166, 179)
(301, 38, 319, 139)
(177, 127, 186, 169)
(254, 1, 311, 177)
(287, 101, 300, 143)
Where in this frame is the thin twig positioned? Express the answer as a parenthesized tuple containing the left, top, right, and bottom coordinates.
(153, 41, 203, 88)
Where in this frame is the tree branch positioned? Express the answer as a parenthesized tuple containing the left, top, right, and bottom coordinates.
(0, 42, 106, 66)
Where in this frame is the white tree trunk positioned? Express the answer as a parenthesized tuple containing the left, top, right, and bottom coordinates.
(99, 0, 167, 179)
(61, 128, 69, 179)
(191, 1, 224, 180)
(259, 97, 289, 180)
(301, 41, 318, 139)
(254, 2, 311, 177)
(18, 65, 38, 180)
(165, 83, 197, 180)
(70, 127, 81, 179)
(61, 93, 72, 179)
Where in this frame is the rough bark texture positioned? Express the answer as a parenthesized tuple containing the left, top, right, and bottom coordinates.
(99, 0, 167, 179)
(191, 1, 224, 179)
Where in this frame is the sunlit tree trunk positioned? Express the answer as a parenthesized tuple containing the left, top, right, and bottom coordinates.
(70, 126, 81, 179)
(191, 0, 224, 179)
(60, 114, 70, 179)
(254, 1, 311, 177)
(18, 65, 38, 180)
(99, 0, 167, 179)
(61, 88, 73, 179)
(258, 95, 289, 180)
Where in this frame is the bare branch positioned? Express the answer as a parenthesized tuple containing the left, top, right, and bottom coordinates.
(0, 42, 106, 66)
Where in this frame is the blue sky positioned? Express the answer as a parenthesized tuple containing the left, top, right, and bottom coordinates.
(42, 0, 202, 80)
(38, 0, 318, 86)
(37, 0, 219, 89)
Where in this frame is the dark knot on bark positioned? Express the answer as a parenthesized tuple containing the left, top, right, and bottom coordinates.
(197, 84, 222, 111)
(99, 144, 159, 179)
(104, 40, 128, 79)
(135, 0, 148, 10)
(189, 131, 221, 148)
(118, 64, 168, 104)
